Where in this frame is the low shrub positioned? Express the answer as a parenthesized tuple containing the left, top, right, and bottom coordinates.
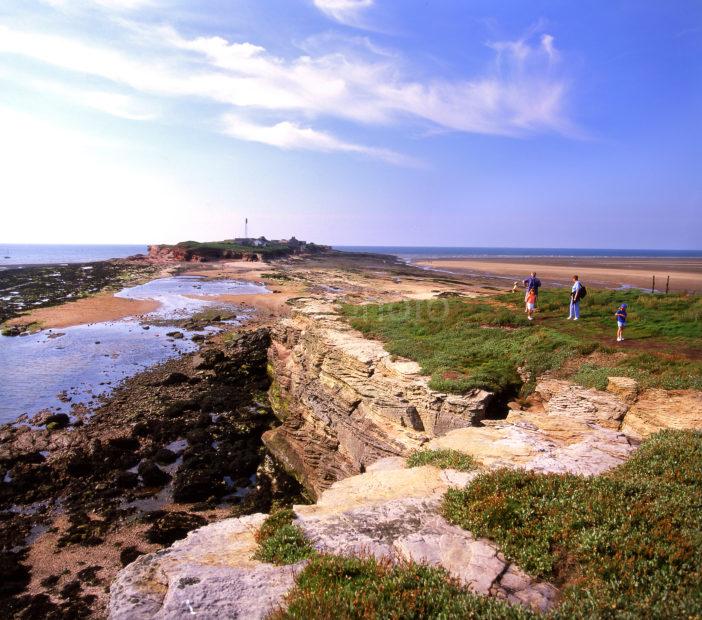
(254, 508, 315, 565)
(406, 449, 476, 472)
(271, 555, 534, 619)
(442, 430, 702, 618)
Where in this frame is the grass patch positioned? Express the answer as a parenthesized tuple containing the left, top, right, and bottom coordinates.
(261, 272, 293, 281)
(406, 449, 476, 472)
(442, 430, 702, 618)
(254, 508, 315, 565)
(341, 289, 701, 395)
(271, 555, 534, 619)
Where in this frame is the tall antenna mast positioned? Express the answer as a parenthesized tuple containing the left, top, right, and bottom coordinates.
(245, 217, 248, 239)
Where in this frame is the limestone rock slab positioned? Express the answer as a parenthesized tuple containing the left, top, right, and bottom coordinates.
(622, 389, 702, 438)
(108, 514, 303, 620)
(295, 497, 558, 613)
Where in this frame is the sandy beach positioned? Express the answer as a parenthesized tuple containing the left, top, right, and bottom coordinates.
(416, 257, 702, 292)
(6, 293, 160, 329)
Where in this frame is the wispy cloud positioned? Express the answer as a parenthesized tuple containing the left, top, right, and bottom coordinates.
(0, 16, 577, 162)
(222, 114, 420, 166)
(20, 76, 158, 120)
(313, 0, 374, 27)
(41, 0, 157, 10)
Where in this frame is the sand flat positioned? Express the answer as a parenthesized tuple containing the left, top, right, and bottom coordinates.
(416, 257, 702, 291)
(7, 293, 160, 329)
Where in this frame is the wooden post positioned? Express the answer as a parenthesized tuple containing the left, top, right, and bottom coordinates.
(666, 276, 670, 294)
(651, 275, 655, 294)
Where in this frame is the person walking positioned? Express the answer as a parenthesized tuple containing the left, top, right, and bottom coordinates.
(523, 272, 542, 312)
(526, 288, 537, 321)
(568, 275, 583, 320)
(615, 303, 628, 341)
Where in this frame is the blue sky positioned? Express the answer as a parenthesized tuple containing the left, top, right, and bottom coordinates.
(0, 0, 700, 248)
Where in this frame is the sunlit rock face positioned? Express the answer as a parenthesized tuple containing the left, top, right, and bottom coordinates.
(263, 298, 492, 498)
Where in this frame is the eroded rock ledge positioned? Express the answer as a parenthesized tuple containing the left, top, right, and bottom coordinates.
(263, 299, 492, 497)
(109, 300, 702, 619)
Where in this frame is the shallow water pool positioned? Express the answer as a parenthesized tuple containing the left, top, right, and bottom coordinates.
(0, 276, 268, 424)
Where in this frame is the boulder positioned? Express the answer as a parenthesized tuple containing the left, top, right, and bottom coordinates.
(137, 460, 171, 487)
(606, 376, 639, 403)
(144, 511, 207, 546)
(159, 372, 189, 386)
(44, 413, 70, 429)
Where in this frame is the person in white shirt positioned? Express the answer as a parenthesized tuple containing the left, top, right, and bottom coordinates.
(568, 275, 582, 320)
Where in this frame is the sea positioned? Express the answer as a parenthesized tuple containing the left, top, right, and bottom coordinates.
(1, 244, 700, 267)
(333, 246, 702, 260)
(0, 244, 148, 267)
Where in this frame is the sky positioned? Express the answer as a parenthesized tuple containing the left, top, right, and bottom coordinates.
(0, 0, 700, 248)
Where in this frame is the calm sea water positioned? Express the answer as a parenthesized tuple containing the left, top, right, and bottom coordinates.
(334, 246, 702, 259)
(0, 244, 147, 266)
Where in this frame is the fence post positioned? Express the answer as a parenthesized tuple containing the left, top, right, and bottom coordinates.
(651, 275, 655, 294)
(666, 276, 670, 294)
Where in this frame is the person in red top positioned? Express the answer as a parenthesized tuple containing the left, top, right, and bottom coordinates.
(526, 288, 537, 321)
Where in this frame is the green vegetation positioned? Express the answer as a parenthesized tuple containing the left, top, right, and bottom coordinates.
(260, 272, 293, 281)
(407, 449, 476, 472)
(176, 240, 296, 257)
(174, 240, 326, 260)
(254, 508, 315, 565)
(342, 288, 702, 396)
(442, 430, 702, 618)
(271, 555, 534, 620)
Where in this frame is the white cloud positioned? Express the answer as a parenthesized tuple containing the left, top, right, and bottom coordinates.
(0, 21, 577, 162)
(222, 114, 419, 166)
(20, 77, 158, 120)
(313, 0, 374, 26)
(41, 0, 156, 9)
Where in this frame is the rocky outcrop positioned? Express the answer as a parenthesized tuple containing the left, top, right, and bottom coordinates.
(108, 514, 303, 620)
(294, 462, 558, 612)
(264, 299, 492, 497)
(108, 303, 702, 619)
(147, 245, 263, 262)
(110, 461, 558, 618)
(432, 377, 639, 476)
(621, 388, 702, 438)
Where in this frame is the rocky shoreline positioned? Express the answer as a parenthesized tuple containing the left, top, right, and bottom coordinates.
(2, 251, 700, 618)
(0, 327, 305, 618)
(0, 259, 160, 326)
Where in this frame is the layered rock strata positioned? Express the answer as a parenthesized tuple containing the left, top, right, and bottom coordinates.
(264, 299, 492, 497)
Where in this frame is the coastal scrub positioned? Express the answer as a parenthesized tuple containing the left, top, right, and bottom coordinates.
(342, 289, 702, 395)
(442, 430, 702, 618)
(254, 508, 315, 565)
(406, 449, 476, 472)
(271, 555, 534, 620)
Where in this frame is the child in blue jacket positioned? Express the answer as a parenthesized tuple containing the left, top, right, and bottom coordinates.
(615, 303, 628, 342)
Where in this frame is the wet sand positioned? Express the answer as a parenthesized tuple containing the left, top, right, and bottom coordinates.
(6, 293, 160, 329)
(416, 257, 702, 292)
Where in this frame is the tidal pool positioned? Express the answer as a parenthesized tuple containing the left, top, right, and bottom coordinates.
(115, 275, 266, 319)
(0, 276, 268, 424)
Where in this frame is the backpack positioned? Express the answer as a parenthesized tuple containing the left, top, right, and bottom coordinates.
(578, 285, 587, 299)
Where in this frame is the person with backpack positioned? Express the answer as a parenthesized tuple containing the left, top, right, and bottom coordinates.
(568, 275, 586, 320)
(615, 303, 628, 341)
